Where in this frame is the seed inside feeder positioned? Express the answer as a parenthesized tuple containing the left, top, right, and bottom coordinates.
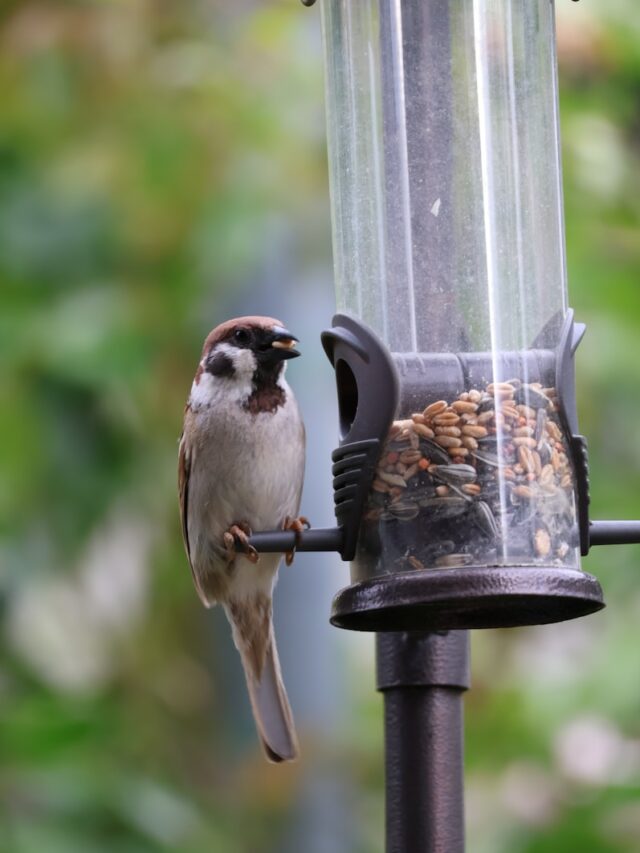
(359, 380, 578, 576)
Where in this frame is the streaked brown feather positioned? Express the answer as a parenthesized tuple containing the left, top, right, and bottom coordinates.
(179, 405, 232, 606)
(178, 408, 204, 600)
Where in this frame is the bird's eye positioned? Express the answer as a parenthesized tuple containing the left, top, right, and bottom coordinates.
(234, 329, 250, 346)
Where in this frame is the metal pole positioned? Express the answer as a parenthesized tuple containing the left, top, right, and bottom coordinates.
(589, 520, 640, 547)
(376, 631, 470, 853)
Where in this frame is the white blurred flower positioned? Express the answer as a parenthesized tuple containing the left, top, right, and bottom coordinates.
(116, 778, 204, 846)
(500, 761, 560, 826)
(565, 114, 627, 201)
(81, 511, 151, 633)
(6, 510, 152, 694)
(510, 619, 599, 686)
(7, 579, 111, 692)
(554, 715, 640, 786)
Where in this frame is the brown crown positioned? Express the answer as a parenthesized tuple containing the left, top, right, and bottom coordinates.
(201, 315, 285, 355)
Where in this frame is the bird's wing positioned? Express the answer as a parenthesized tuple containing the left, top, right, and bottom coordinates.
(179, 408, 218, 608)
(178, 418, 194, 572)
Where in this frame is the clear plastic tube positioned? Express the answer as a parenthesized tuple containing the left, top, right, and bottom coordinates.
(321, 0, 579, 576)
(322, 0, 567, 354)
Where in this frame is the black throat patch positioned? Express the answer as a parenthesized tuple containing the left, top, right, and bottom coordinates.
(245, 364, 286, 414)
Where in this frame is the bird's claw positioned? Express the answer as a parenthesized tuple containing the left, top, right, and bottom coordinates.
(282, 515, 310, 566)
(223, 522, 259, 564)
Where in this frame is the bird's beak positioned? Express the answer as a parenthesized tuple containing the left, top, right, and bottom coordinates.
(270, 327, 300, 360)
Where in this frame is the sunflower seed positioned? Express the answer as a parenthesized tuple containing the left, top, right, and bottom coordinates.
(387, 501, 420, 521)
(435, 553, 472, 568)
(472, 501, 499, 538)
(420, 439, 452, 465)
(419, 496, 469, 519)
(379, 471, 407, 488)
(472, 449, 500, 467)
(429, 463, 478, 485)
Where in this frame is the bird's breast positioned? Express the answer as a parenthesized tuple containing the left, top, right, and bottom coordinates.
(189, 390, 304, 540)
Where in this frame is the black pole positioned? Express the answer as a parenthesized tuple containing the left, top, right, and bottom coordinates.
(376, 631, 470, 853)
(589, 520, 640, 547)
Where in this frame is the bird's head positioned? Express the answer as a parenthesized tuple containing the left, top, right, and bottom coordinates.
(193, 316, 300, 403)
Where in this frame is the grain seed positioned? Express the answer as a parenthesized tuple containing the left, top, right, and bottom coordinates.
(433, 412, 461, 427)
(448, 447, 469, 457)
(513, 437, 537, 449)
(476, 411, 495, 425)
(435, 434, 463, 449)
(451, 400, 478, 414)
(462, 424, 488, 438)
(435, 425, 462, 437)
(513, 485, 534, 500)
(534, 528, 551, 557)
(462, 483, 481, 496)
(424, 400, 448, 418)
(413, 422, 436, 439)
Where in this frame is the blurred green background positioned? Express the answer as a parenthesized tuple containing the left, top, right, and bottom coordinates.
(1, 1, 639, 851)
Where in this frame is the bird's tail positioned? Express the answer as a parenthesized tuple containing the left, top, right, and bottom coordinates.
(227, 601, 298, 763)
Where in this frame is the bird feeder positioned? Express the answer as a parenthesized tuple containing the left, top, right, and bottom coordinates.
(249, 0, 640, 631)
(318, 0, 610, 632)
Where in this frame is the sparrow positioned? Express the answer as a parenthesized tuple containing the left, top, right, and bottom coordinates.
(178, 316, 306, 763)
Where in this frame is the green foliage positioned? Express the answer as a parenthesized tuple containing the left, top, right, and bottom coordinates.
(0, 2, 325, 851)
(1, 1, 639, 852)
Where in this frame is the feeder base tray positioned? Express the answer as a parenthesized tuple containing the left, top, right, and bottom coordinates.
(330, 567, 604, 632)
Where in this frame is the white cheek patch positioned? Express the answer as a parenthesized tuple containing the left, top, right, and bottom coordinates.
(218, 343, 256, 380)
(189, 343, 257, 409)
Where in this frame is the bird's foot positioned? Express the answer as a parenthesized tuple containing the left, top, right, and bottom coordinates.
(282, 515, 310, 566)
(223, 522, 259, 565)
